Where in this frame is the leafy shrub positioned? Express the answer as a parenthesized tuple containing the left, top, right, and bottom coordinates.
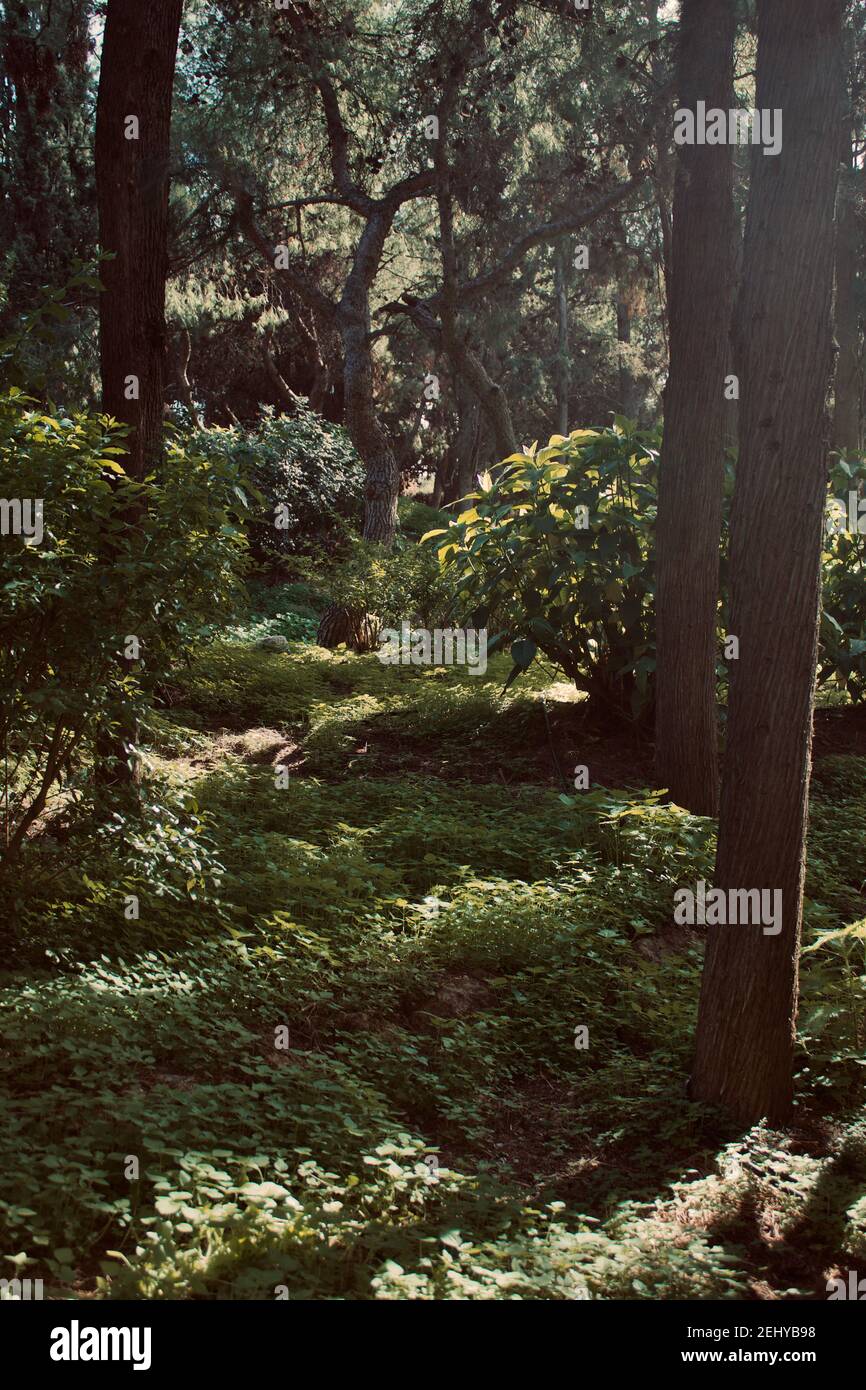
(397, 495, 451, 540)
(189, 400, 364, 572)
(0, 387, 246, 869)
(8, 778, 230, 964)
(423, 424, 866, 718)
(319, 536, 457, 634)
(221, 579, 327, 646)
(819, 452, 866, 702)
(225, 609, 318, 645)
(425, 423, 659, 719)
(276, 580, 329, 618)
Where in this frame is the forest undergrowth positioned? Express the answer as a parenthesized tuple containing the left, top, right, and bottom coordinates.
(3, 607, 866, 1301)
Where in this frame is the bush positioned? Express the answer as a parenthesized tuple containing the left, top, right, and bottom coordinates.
(397, 495, 451, 540)
(819, 451, 866, 702)
(189, 400, 364, 572)
(320, 536, 457, 635)
(222, 581, 325, 645)
(425, 422, 659, 719)
(0, 388, 247, 869)
(421, 423, 866, 720)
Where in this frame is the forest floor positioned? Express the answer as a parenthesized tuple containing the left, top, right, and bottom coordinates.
(3, 604, 866, 1300)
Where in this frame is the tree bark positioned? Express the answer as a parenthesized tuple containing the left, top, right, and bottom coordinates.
(95, 0, 183, 479)
(260, 330, 295, 414)
(342, 320, 399, 544)
(171, 325, 200, 427)
(691, 0, 845, 1125)
(455, 382, 481, 507)
(833, 126, 862, 454)
(93, 0, 182, 793)
(654, 0, 736, 816)
(554, 241, 570, 435)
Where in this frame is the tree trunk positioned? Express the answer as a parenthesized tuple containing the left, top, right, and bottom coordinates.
(316, 314, 399, 651)
(455, 384, 481, 508)
(451, 340, 517, 459)
(554, 241, 570, 435)
(94, 0, 182, 791)
(95, 0, 183, 479)
(260, 330, 295, 414)
(343, 314, 399, 545)
(691, 0, 845, 1125)
(171, 325, 200, 427)
(833, 126, 861, 454)
(654, 0, 736, 817)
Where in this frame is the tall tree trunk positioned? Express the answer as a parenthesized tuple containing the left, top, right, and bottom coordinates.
(343, 321, 399, 545)
(95, 0, 183, 478)
(654, 0, 736, 816)
(691, 0, 845, 1125)
(833, 126, 861, 454)
(316, 313, 399, 651)
(446, 340, 516, 458)
(93, 0, 182, 791)
(433, 381, 478, 508)
(554, 241, 570, 435)
(455, 382, 481, 508)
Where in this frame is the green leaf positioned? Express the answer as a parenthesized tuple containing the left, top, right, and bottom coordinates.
(510, 638, 537, 670)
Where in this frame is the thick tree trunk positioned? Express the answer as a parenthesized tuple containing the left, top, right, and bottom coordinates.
(308, 356, 331, 415)
(654, 0, 736, 816)
(343, 317, 399, 545)
(94, 0, 182, 791)
(833, 128, 861, 454)
(691, 0, 845, 1125)
(554, 242, 570, 435)
(95, 0, 183, 478)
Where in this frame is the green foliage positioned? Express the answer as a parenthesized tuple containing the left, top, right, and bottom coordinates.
(5, 620, 866, 1298)
(7, 777, 230, 964)
(0, 262, 103, 396)
(0, 386, 247, 866)
(0, 752, 727, 1299)
(397, 495, 451, 540)
(319, 536, 457, 634)
(426, 423, 658, 719)
(189, 402, 364, 572)
(220, 580, 329, 646)
(819, 452, 866, 702)
(160, 640, 558, 779)
(424, 423, 866, 721)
